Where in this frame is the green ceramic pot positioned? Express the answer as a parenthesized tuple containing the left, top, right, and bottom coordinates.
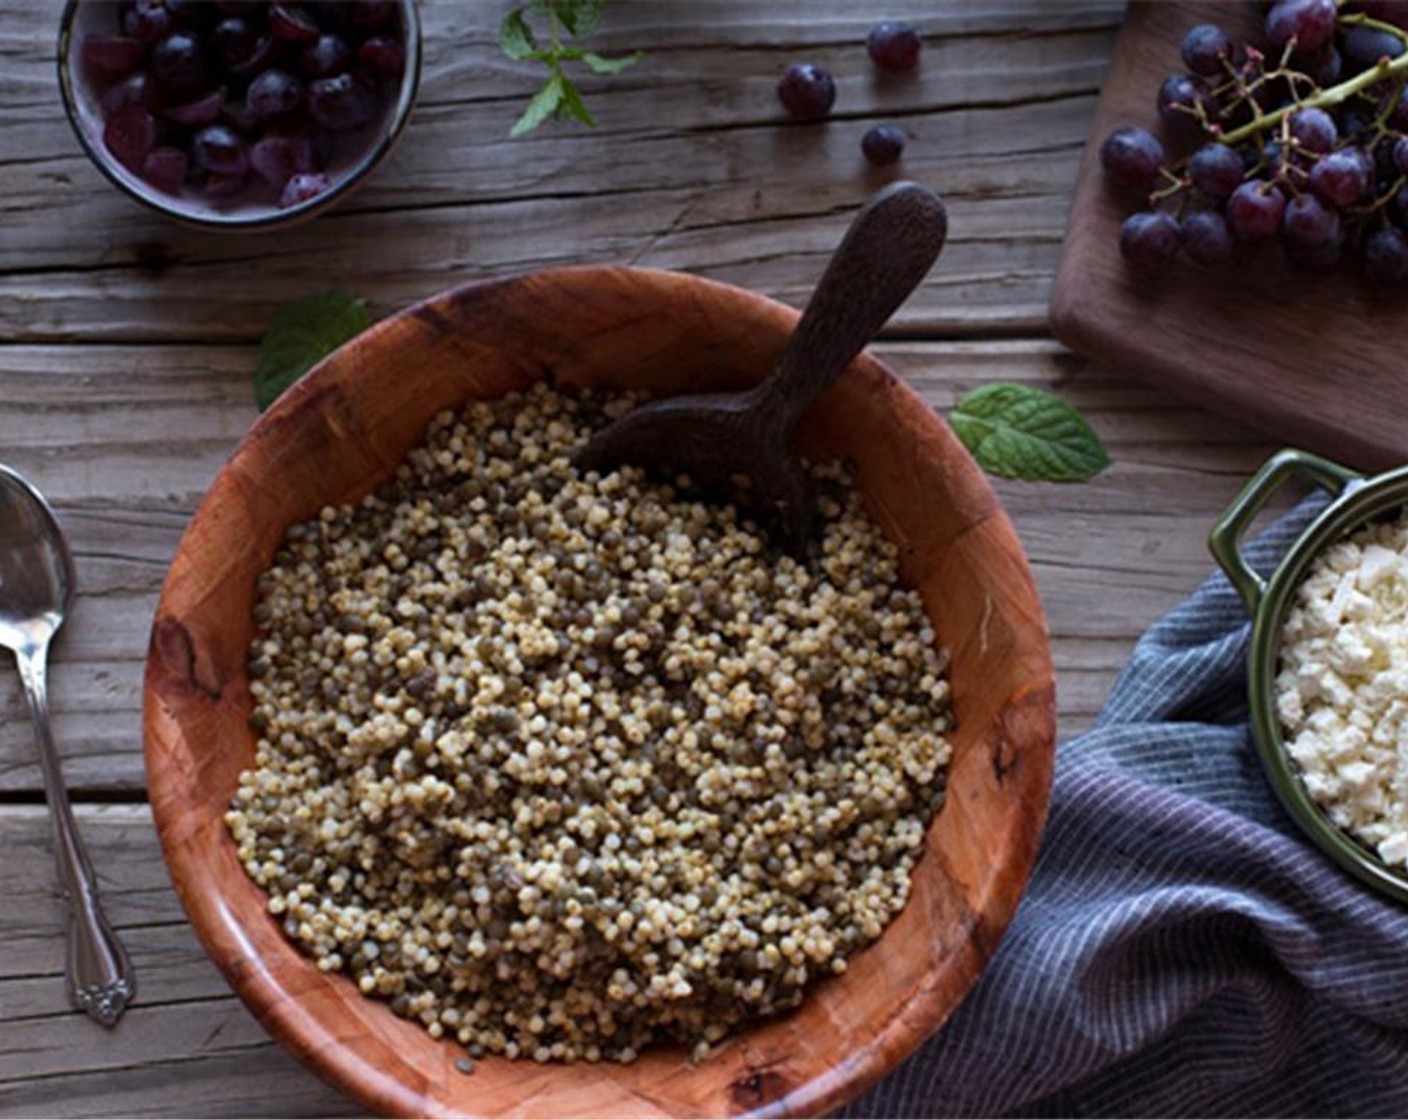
(1209, 447, 1408, 906)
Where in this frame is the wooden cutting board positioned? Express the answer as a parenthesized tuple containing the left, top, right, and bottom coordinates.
(1051, 1, 1408, 472)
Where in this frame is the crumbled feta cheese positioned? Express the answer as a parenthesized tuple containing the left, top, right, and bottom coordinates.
(1359, 543, 1398, 589)
(1277, 510, 1408, 871)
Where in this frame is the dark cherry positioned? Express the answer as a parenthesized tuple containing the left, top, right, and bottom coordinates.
(1312, 147, 1368, 207)
(248, 69, 303, 118)
(204, 169, 250, 197)
(81, 36, 147, 78)
(103, 103, 156, 171)
(86, 0, 409, 207)
(861, 124, 905, 166)
(1265, 0, 1337, 54)
(313, 3, 353, 33)
(211, 16, 258, 67)
(1340, 25, 1406, 76)
(301, 34, 352, 79)
(1156, 73, 1212, 142)
(1180, 210, 1234, 265)
(123, 0, 173, 44)
(776, 64, 835, 120)
(1302, 42, 1342, 87)
(150, 32, 207, 95)
(250, 134, 315, 189)
(1100, 126, 1166, 190)
(1180, 23, 1236, 76)
(350, 1, 398, 34)
(164, 0, 216, 30)
(1226, 180, 1286, 241)
(1188, 142, 1243, 200)
(1120, 211, 1182, 268)
(307, 128, 335, 171)
(141, 145, 189, 192)
(1362, 227, 1408, 282)
(1375, 135, 1401, 179)
(358, 36, 405, 76)
(279, 171, 331, 207)
(220, 98, 261, 133)
(100, 72, 153, 116)
(269, 4, 320, 44)
(228, 34, 281, 78)
(866, 21, 922, 71)
(192, 123, 250, 176)
(165, 89, 226, 125)
(308, 72, 377, 130)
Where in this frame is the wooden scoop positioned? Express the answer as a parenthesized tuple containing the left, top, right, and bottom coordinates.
(574, 180, 948, 554)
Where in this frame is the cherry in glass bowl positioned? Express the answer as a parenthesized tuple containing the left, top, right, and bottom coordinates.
(57, 0, 421, 230)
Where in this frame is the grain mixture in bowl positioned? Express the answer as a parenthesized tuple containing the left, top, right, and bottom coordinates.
(1277, 511, 1408, 869)
(227, 384, 954, 1063)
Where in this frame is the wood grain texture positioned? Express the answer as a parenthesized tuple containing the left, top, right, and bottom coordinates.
(143, 267, 1056, 1118)
(1050, 1, 1408, 472)
(0, 340, 1284, 796)
(0, 2, 1120, 342)
(0, 3, 1317, 1114)
(0, 805, 355, 1119)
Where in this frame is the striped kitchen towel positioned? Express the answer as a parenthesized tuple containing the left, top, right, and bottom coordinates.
(844, 495, 1408, 1118)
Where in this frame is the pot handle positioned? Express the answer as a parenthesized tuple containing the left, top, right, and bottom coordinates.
(1208, 448, 1362, 614)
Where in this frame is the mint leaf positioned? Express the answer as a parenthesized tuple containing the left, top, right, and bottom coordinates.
(254, 291, 372, 412)
(557, 74, 596, 125)
(553, 0, 604, 37)
(502, 1, 641, 136)
(499, 8, 537, 60)
(581, 49, 640, 74)
(510, 71, 566, 136)
(949, 383, 1110, 482)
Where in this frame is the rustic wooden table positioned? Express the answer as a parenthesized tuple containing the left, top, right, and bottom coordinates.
(0, 2, 1293, 1115)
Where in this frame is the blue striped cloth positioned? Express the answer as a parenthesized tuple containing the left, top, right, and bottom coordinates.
(844, 497, 1408, 1118)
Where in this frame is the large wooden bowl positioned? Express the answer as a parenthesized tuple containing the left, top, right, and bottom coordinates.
(144, 266, 1056, 1118)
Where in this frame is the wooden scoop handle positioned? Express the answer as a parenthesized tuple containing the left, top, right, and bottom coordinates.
(758, 180, 948, 435)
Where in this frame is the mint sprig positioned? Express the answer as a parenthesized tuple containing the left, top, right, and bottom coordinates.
(500, 0, 642, 137)
(949, 383, 1110, 482)
(254, 291, 373, 412)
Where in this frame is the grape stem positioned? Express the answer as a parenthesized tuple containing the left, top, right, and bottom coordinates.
(1339, 12, 1407, 40)
(1350, 174, 1406, 217)
(1219, 39, 1408, 147)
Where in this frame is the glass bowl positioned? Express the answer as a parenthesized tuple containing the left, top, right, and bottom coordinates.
(57, 0, 421, 230)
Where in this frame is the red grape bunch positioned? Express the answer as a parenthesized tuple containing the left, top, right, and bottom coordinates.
(1102, 0, 1408, 282)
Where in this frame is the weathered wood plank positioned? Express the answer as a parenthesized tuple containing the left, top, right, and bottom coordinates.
(2, 3, 1125, 139)
(3, 804, 173, 933)
(0, 340, 1283, 793)
(3, 25, 1113, 217)
(0, 3, 1300, 1116)
(0, 803, 341, 1116)
(0, 1051, 357, 1120)
(0, 3, 1119, 341)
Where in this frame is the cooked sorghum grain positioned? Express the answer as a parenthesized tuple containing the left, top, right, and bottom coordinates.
(227, 384, 953, 1063)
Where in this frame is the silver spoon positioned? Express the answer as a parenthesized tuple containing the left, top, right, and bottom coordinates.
(0, 465, 134, 1026)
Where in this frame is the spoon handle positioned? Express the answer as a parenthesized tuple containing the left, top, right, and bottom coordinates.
(14, 642, 135, 1027)
(758, 180, 948, 435)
